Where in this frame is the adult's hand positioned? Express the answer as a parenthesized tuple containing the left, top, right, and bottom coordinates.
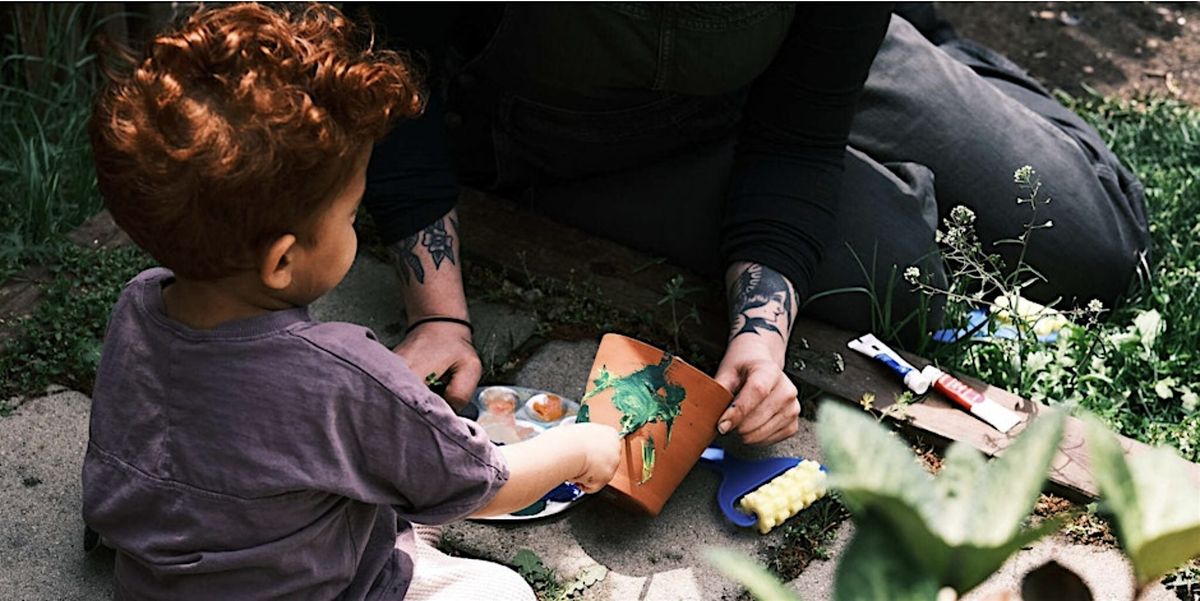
(388, 208, 477, 410)
(393, 321, 481, 411)
(714, 332, 799, 445)
(715, 261, 801, 446)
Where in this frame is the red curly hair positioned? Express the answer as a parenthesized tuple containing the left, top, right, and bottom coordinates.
(90, 2, 422, 279)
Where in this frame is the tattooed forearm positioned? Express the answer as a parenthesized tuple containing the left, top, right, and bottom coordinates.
(393, 215, 458, 285)
(727, 263, 796, 342)
(396, 231, 423, 285)
(422, 218, 456, 269)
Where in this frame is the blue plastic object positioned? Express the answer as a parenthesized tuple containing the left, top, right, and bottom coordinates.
(699, 447, 819, 528)
(545, 482, 584, 503)
(933, 308, 1060, 343)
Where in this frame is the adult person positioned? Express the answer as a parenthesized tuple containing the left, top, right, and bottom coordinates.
(353, 3, 1151, 447)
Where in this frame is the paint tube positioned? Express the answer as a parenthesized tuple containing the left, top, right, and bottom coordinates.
(846, 333, 930, 394)
(920, 365, 1022, 434)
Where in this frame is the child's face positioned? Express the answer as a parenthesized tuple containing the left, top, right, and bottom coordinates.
(282, 152, 368, 305)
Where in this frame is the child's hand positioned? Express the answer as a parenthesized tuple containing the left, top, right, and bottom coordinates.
(561, 423, 621, 493)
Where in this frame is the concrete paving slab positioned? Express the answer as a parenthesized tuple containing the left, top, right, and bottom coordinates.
(0, 391, 112, 601)
(309, 252, 409, 348)
(785, 525, 1175, 601)
(446, 340, 835, 600)
(964, 534, 1173, 601)
(310, 253, 539, 373)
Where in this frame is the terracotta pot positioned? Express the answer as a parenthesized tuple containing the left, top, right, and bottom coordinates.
(580, 334, 732, 516)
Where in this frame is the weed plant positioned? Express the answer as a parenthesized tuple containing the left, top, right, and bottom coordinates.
(0, 5, 108, 281)
(0, 243, 154, 413)
(899, 96, 1200, 461)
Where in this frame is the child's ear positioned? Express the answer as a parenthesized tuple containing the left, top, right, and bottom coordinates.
(260, 234, 298, 291)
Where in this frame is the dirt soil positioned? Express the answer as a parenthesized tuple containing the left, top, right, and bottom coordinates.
(938, 2, 1200, 106)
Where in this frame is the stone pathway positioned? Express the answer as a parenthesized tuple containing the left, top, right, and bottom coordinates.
(0, 390, 113, 601)
(0, 253, 1181, 600)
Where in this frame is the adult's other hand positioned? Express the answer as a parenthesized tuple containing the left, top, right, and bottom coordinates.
(713, 334, 800, 446)
(393, 321, 481, 411)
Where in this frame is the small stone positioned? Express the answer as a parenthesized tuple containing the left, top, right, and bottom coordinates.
(1058, 11, 1082, 26)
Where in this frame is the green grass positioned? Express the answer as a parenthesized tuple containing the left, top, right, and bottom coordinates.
(0, 4, 108, 281)
(923, 95, 1200, 461)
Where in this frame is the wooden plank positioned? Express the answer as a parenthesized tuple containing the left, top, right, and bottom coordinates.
(457, 189, 1200, 499)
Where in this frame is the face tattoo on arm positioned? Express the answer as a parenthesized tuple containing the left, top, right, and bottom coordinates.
(728, 264, 795, 341)
(396, 214, 458, 285)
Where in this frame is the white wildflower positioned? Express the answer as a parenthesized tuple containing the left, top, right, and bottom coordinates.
(1133, 309, 1163, 349)
(1154, 378, 1176, 400)
(1087, 299, 1105, 315)
(1182, 389, 1198, 414)
(904, 266, 921, 284)
(1026, 350, 1054, 373)
(1014, 165, 1035, 184)
(949, 205, 976, 226)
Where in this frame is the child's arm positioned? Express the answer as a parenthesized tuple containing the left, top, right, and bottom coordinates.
(472, 423, 620, 517)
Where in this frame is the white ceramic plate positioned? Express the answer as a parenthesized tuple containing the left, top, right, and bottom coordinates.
(465, 386, 587, 521)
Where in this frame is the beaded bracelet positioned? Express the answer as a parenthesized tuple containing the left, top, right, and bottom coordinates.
(405, 316, 474, 335)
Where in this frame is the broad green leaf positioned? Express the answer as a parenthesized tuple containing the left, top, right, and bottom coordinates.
(947, 520, 1063, 593)
(931, 443, 989, 542)
(705, 548, 800, 601)
(1084, 416, 1141, 546)
(1129, 526, 1200, 589)
(829, 489, 952, 579)
(953, 411, 1064, 548)
(817, 403, 936, 517)
(833, 490, 1060, 594)
(833, 518, 940, 601)
(818, 403, 1064, 594)
(1087, 415, 1200, 586)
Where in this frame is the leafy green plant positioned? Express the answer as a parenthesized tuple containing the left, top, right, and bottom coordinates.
(818, 402, 1065, 598)
(1084, 415, 1200, 593)
(903, 136, 1200, 462)
(511, 549, 607, 601)
(657, 274, 702, 354)
(0, 4, 113, 281)
(709, 405, 1200, 601)
(0, 243, 154, 411)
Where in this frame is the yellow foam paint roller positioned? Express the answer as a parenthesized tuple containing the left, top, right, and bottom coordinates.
(700, 447, 828, 534)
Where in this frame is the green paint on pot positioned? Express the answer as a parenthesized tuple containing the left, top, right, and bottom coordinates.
(583, 353, 686, 482)
(641, 435, 656, 485)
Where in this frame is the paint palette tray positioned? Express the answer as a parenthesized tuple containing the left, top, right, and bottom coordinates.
(465, 385, 585, 521)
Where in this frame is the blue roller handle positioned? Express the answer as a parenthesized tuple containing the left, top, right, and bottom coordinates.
(699, 447, 805, 528)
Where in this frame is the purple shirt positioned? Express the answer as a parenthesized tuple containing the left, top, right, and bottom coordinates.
(83, 269, 508, 600)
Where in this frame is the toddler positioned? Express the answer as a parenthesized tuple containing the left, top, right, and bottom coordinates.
(83, 4, 619, 599)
